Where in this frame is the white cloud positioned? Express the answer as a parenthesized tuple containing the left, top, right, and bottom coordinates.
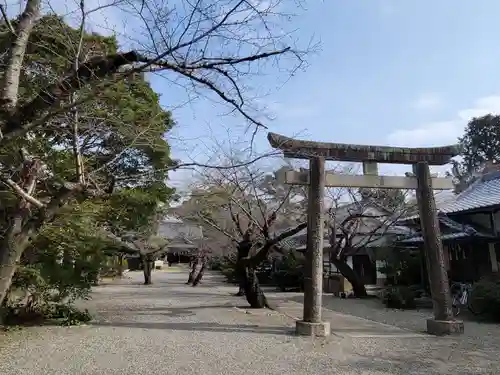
(412, 92, 443, 110)
(387, 95, 500, 147)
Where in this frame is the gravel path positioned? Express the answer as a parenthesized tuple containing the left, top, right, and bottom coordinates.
(285, 293, 500, 357)
(0, 270, 497, 374)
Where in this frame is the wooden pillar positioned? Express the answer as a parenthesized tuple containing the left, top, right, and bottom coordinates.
(489, 242, 499, 272)
(414, 162, 462, 334)
(303, 156, 325, 323)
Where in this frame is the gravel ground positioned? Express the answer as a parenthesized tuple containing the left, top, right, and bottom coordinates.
(286, 293, 500, 356)
(0, 270, 497, 375)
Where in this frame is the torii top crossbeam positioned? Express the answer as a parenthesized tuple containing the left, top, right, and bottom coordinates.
(267, 133, 460, 166)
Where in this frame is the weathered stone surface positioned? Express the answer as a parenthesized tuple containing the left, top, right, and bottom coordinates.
(303, 157, 325, 324)
(267, 132, 460, 165)
(415, 162, 454, 322)
(295, 320, 331, 337)
(427, 319, 464, 336)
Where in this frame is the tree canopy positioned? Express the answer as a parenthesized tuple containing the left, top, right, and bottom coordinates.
(0, 14, 177, 313)
(448, 114, 500, 193)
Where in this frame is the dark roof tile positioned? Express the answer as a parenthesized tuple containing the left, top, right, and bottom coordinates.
(440, 172, 500, 213)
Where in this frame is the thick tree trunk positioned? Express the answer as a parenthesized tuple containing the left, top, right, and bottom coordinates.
(331, 258, 368, 298)
(0, 160, 41, 306)
(0, 0, 41, 111)
(192, 261, 206, 286)
(0, 233, 31, 306)
(142, 255, 153, 285)
(243, 268, 268, 308)
(235, 285, 245, 296)
(186, 259, 198, 285)
(235, 239, 269, 307)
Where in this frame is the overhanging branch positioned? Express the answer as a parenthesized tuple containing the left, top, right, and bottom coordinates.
(242, 222, 306, 267)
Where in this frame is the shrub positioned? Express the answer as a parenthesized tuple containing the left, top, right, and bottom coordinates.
(208, 257, 224, 271)
(217, 255, 239, 284)
(469, 278, 500, 321)
(382, 286, 416, 309)
(272, 251, 304, 292)
(1, 264, 94, 327)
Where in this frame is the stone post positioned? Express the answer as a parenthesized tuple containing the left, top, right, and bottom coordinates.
(414, 162, 464, 335)
(296, 156, 330, 337)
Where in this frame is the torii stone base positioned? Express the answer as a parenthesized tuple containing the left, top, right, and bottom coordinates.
(427, 319, 464, 336)
(295, 320, 331, 337)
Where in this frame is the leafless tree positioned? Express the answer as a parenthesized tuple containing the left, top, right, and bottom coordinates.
(0, 0, 311, 305)
(186, 247, 211, 286)
(326, 187, 414, 297)
(103, 231, 169, 284)
(175, 155, 307, 308)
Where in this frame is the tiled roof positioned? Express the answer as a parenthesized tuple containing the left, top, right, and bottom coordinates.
(158, 220, 203, 241)
(399, 231, 479, 243)
(277, 223, 410, 250)
(439, 171, 500, 214)
(398, 214, 493, 244)
(401, 171, 500, 221)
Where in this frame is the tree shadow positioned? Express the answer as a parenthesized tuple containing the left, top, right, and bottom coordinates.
(94, 303, 273, 320)
(93, 303, 257, 319)
(90, 320, 294, 335)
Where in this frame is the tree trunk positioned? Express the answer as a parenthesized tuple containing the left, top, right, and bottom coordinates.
(243, 268, 268, 308)
(0, 232, 31, 306)
(235, 285, 245, 296)
(235, 240, 250, 297)
(142, 255, 153, 285)
(235, 239, 269, 308)
(0, 160, 40, 306)
(192, 261, 206, 286)
(186, 259, 198, 285)
(117, 254, 124, 277)
(331, 258, 367, 298)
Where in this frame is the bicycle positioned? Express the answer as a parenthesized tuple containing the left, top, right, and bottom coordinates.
(451, 282, 486, 316)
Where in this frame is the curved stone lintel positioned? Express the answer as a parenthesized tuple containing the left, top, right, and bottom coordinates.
(267, 132, 460, 166)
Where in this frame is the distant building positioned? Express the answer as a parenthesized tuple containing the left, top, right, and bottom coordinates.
(399, 170, 500, 282)
(158, 216, 204, 263)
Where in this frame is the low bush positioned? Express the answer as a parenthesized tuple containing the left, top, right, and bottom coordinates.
(216, 255, 239, 284)
(208, 257, 224, 271)
(469, 277, 500, 321)
(382, 286, 416, 309)
(272, 251, 304, 292)
(1, 259, 96, 327)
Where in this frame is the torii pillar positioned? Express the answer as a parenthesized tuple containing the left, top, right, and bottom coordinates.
(268, 132, 464, 337)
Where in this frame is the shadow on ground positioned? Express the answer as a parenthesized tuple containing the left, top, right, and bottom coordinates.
(90, 320, 294, 335)
(92, 303, 267, 319)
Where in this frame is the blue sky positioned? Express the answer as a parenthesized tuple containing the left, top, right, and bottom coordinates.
(161, 0, 500, 188)
(34, 0, 500, 189)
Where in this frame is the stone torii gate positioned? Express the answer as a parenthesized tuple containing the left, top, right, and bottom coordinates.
(268, 132, 465, 337)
